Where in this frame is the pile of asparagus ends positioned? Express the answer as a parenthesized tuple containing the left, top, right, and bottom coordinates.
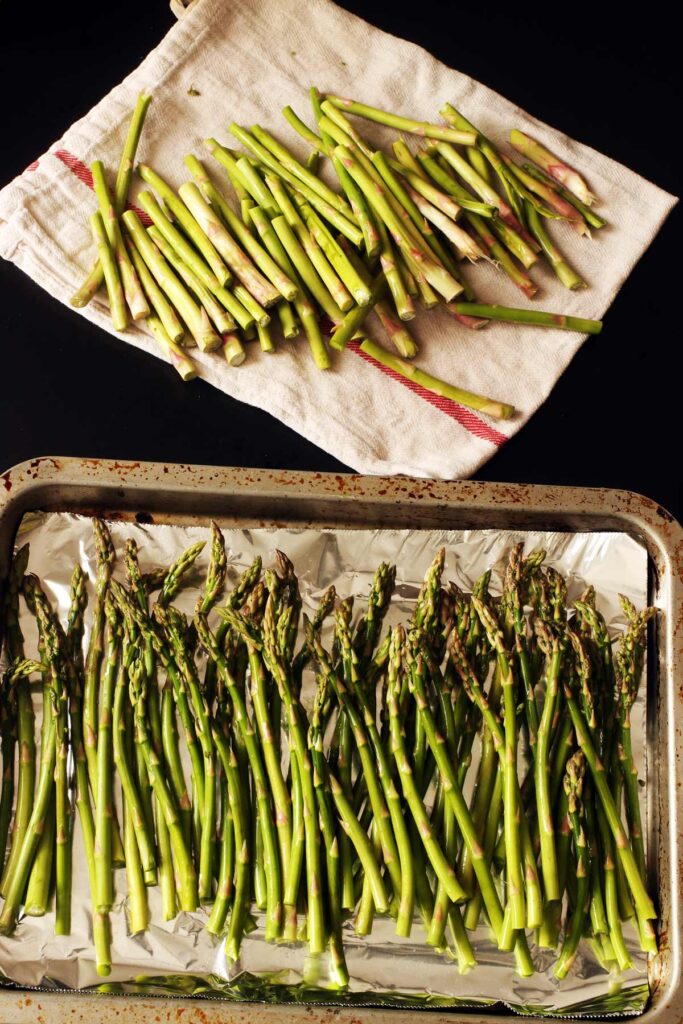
(0, 521, 656, 990)
(71, 92, 606, 422)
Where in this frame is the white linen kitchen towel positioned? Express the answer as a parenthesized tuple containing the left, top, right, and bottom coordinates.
(0, 0, 676, 478)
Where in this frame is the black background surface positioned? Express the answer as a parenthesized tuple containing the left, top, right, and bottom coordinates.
(0, 0, 680, 518)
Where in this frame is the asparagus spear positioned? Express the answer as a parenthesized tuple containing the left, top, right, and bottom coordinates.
(559, 628, 657, 932)
(509, 130, 596, 205)
(127, 241, 185, 344)
(306, 613, 407, 905)
(137, 164, 231, 286)
(196, 611, 283, 941)
(2, 528, 657, 984)
(325, 96, 477, 145)
(554, 752, 590, 978)
(178, 182, 283, 309)
(356, 338, 515, 420)
(94, 597, 121, 912)
(71, 93, 152, 307)
(0, 589, 61, 935)
(90, 212, 128, 331)
(123, 212, 222, 352)
(0, 545, 31, 880)
(227, 126, 363, 246)
(125, 650, 198, 911)
(92, 160, 149, 319)
(309, 677, 350, 987)
(184, 154, 299, 303)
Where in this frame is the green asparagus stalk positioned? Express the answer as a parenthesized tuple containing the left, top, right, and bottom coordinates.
(296, 197, 372, 305)
(446, 302, 601, 333)
(226, 126, 363, 247)
(0, 593, 61, 935)
(94, 598, 121, 912)
(83, 520, 115, 803)
(521, 163, 606, 229)
(146, 316, 198, 380)
(137, 164, 231, 286)
(184, 154, 299, 303)
(90, 212, 128, 331)
(91, 160, 149, 320)
(0, 545, 31, 879)
(509, 130, 596, 206)
(112, 640, 157, 878)
(222, 602, 326, 952)
(249, 123, 354, 218)
(123, 211, 222, 351)
(146, 226, 242, 350)
(124, 650, 198, 911)
(306, 614, 410, 909)
(137, 190, 223, 293)
(53, 640, 72, 933)
(223, 745, 251, 960)
(439, 104, 523, 220)
(247, 204, 329, 367)
(357, 338, 515, 420)
(415, 150, 497, 217)
(177, 182, 283, 309)
(267, 176, 353, 312)
(22, 630, 54, 921)
(270, 214, 342, 329)
(60, 567, 113, 971)
(158, 606, 218, 904)
(335, 146, 462, 302)
(23, 797, 54, 917)
(387, 152, 462, 217)
(554, 752, 590, 978)
(309, 678, 350, 987)
(468, 599, 525, 929)
(402, 627, 509, 944)
(374, 300, 418, 358)
(386, 629, 467, 908)
(195, 612, 283, 940)
(525, 204, 584, 290)
(561, 650, 656, 930)
(325, 96, 477, 145)
(372, 151, 483, 265)
(531, 620, 565, 903)
(435, 142, 521, 230)
(127, 240, 186, 344)
(308, 89, 381, 258)
(372, 220, 414, 323)
(464, 212, 537, 298)
(615, 603, 654, 895)
(0, 685, 16, 872)
(71, 93, 151, 307)
(123, 793, 150, 935)
(505, 160, 589, 234)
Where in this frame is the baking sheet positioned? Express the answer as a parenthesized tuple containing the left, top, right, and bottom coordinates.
(0, 512, 650, 1016)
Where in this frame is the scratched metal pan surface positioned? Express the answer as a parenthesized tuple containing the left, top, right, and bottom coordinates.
(0, 457, 679, 1024)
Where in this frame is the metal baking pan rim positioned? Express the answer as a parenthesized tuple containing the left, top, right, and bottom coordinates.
(0, 455, 680, 1024)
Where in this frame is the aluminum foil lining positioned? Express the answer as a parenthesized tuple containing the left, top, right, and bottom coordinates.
(0, 512, 650, 1017)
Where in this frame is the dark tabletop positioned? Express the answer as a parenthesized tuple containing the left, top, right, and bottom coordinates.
(0, 0, 680, 519)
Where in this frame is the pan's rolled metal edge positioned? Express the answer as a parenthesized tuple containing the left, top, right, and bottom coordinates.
(0, 989, 509, 1024)
(0, 455, 680, 1024)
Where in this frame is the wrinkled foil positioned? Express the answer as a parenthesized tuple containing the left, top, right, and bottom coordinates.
(0, 512, 651, 1017)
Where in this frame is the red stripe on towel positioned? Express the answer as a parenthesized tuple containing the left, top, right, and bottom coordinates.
(348, 341, 508, 447)
(54, 149, 152, 226)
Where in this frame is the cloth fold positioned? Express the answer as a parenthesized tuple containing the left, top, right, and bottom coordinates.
(0, 0, 676, 478)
